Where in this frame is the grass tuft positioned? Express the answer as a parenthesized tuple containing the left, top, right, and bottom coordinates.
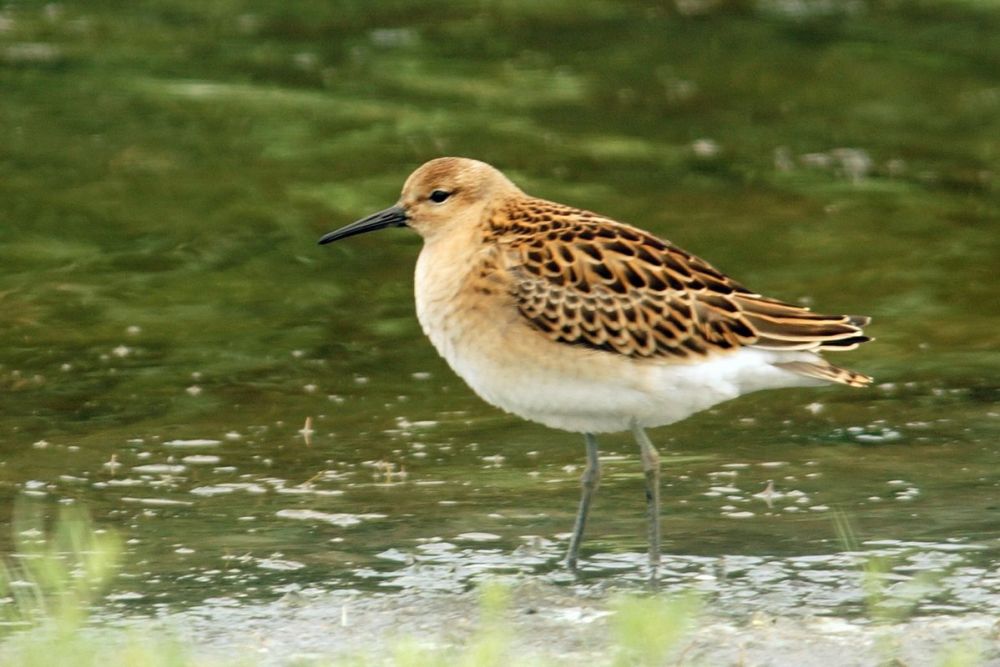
(610, 592, 700, 667)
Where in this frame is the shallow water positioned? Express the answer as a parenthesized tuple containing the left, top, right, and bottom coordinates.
(1, 0, 999, 651)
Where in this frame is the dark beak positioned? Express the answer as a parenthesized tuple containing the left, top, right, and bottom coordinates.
(318, 205, 408, 245)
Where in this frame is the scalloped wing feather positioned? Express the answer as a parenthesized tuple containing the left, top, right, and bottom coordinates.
(486, 197, 872, 385)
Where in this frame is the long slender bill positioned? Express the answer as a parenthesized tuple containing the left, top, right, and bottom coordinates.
(318, 205, 408, 245)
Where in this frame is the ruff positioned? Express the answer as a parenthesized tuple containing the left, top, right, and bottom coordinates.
(320, 157, 871, 571)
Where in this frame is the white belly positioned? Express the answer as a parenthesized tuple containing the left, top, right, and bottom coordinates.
(428, 335, 820, 433)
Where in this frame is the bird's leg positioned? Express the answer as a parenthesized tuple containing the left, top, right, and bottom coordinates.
(631, 420, 661, 574)
(565, 433, 600, 570)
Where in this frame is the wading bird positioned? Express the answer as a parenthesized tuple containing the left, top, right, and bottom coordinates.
(319, 157, 871, 571)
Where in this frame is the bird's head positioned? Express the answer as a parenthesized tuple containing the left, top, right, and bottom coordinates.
(318, 157, 519, 245)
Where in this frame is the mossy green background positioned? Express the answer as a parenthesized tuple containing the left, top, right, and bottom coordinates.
(1, 0, 998, 614)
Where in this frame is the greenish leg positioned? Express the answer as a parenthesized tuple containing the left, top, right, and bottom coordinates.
(631, 421, 661, 574)
(565, 433, 600, 570)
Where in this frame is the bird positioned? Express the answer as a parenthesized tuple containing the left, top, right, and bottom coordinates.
(319, 157, 871, 572)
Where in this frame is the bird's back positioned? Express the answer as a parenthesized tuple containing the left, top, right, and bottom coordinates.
(480, 195, 871, 387)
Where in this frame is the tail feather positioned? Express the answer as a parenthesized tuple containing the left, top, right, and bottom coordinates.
(736, 294, 872, 353)
(754, 332, 871, 351)
(735, 294, 872, 386)
(775, 360, 872, 387)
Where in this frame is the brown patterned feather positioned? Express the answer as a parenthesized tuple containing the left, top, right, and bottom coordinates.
(484, 197, 872, 384)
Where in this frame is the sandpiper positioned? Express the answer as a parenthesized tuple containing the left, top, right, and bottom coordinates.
(319, 157, 871, 571)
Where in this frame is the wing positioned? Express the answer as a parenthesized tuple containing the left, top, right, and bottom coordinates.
(488, 198, 871, 366)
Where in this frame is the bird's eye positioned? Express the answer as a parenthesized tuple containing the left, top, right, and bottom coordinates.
(429, 190, 452, 203)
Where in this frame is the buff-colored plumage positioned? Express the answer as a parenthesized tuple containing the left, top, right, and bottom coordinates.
(320, 156, 872, 571)
(484, 196, 871, 382)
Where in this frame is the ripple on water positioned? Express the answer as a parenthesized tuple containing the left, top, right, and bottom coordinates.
(297, 538, 1000, 619)
(275, 509, 387, 527)
(163, 439, 223, 447)
(182, 455, 222, 465)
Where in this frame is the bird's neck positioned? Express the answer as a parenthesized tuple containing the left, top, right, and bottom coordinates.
(414, 222, 484, 304)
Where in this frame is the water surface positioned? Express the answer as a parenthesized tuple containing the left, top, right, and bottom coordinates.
(1, 0, 998, 644)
